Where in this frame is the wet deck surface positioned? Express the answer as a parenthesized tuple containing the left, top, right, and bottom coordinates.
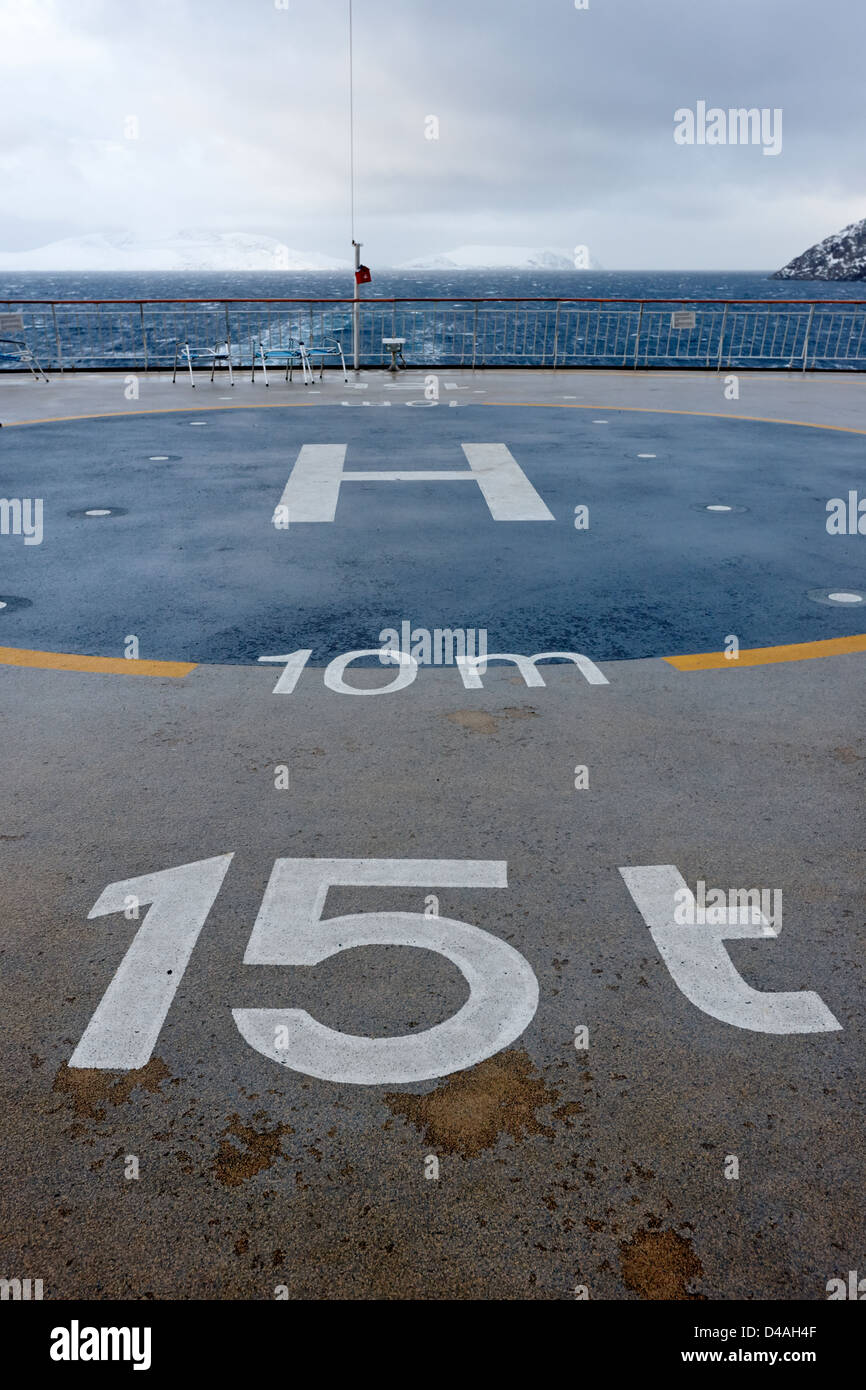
(0, 369, 863, 1300)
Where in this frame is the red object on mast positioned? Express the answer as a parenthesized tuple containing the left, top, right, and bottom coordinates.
(355, 264, 372, 285)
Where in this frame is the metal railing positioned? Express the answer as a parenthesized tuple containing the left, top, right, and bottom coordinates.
(1, 297, 865, 372)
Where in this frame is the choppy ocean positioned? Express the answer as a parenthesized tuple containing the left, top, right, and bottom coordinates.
(1, 268, 864, 302)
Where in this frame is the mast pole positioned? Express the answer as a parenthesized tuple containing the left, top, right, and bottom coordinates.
(353, 240, 361, 373)
(349, 0, 360, 373)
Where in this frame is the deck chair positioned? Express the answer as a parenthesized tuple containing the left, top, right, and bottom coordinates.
(251, 338, 312, 386)
(172, 341, 234, 388)
(303, 336, 349, 383)
(0, 312, 49, 381)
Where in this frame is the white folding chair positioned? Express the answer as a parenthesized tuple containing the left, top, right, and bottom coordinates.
(172, 341, 234, 388)
(0, 312, 49, 381)
(251, 339, 312, 386)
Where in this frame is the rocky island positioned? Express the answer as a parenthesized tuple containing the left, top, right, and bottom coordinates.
(773, 218, 866, 280)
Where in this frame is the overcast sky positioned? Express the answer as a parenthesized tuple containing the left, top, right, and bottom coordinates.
(1, 0, 864, 268)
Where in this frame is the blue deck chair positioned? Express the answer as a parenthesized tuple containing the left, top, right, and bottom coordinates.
(172, 340, 234, 388)
(303, 336, 349, 383)
(251, 338, 312, 386)
(0, 312, 49, 381)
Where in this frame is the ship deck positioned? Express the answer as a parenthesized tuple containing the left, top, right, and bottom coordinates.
(1, 367, 863, 1299)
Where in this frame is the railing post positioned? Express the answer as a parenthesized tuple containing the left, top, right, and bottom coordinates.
(716, 303, 729, 371)
(224, 303, 231, 364)
(139, 303, 148, 372)
(802, 303, 816, 373)
(633, 302, 644, 368)
(552, 301, 561, 369)
(472, 302, 479, 370)
(51, 303, 64, 373)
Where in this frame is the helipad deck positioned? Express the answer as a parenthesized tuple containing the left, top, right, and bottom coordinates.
(2, 368, 864, 667)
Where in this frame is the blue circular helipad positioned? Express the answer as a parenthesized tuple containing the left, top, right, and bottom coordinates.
(1, 405, 864, 664)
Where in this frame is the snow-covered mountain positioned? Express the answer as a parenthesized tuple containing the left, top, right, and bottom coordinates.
(398, 244, 597, 270)
(772, 219, 866, 280)
(0, 231, 350, 272)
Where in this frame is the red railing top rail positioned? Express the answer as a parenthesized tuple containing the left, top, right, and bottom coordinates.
(1, 296, 865, 307)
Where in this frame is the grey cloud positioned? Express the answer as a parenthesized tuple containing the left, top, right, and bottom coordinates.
(0, 0, 863, 267)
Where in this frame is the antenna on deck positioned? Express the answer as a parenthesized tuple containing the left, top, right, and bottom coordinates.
(349, 0, 361, 372)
